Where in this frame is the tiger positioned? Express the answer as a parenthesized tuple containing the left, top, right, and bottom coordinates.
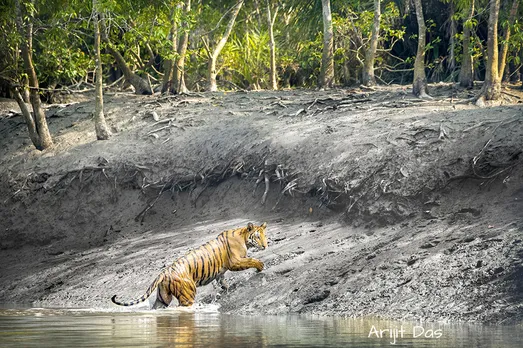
(111, 222, 268, 308)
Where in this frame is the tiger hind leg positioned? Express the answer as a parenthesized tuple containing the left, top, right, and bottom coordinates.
(152, 282, 173, 309)
(176, 279, 196, 306)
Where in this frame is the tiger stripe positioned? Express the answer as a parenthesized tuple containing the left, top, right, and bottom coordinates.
(199, 255, 206, 286)
(188, 254, 197, 274)
(205, 244, 217, 280)
(210, 243, 221, 272)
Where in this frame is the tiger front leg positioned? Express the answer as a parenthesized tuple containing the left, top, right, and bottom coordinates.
(229, 257, 264, 272)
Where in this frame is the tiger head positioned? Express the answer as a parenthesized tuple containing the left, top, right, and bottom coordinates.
(246, 222, 268, 250)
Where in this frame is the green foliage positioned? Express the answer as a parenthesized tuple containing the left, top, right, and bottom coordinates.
(507, 20, 523, 65)
(35, 26, 92, 85)
(226, 30, 270, 89)
(425, 19, 442, 58)
(331, 1, 404, 84)
(291, 34, 323, 85)
(1, 0, 521, 96)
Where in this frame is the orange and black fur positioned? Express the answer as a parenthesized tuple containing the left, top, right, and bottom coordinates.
(111, 222, 268, 308)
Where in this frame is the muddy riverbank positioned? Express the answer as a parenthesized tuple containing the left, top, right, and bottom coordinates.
(0, 85, 522, 323)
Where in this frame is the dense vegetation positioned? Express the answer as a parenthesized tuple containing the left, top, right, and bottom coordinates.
(0, 0, 522, 148)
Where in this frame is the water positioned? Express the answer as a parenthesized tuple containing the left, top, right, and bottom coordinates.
(0, 306, 521, 347)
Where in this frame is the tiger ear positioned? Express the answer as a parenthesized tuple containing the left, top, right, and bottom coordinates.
(261, 222, 267, 228)
(247, 222, 254, 230)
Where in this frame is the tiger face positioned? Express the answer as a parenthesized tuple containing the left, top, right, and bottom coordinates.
(246, 222, 268, 250)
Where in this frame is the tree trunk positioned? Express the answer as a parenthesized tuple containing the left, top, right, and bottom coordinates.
(12, 87, 40, 146)
(175, 0, 191, 94)
(498, 0, 519, 81)
(320, 0, 334, 88)
(266, 0, 278, 90)
(93, 0, 110, 140)
(447, 2, 456, 74)
(476, 0, 501, 104)
(161, 58, 175, 94)
(208, 56, 218, 92)
(13, 42, 30, 102)
(362, 0, 381, 86)
(412, 0, 429, 97)
(15, 0, 53, 150)
(208, 0, 244, 92)
(21, 75, 30, 103)
(459, 0, 475, 89)
(105, 45, 153, 95)
(100, 17, 153, 95)
(162, 6, 177, 94)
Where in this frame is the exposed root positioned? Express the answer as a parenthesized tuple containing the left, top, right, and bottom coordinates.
(448, 138, 521, 183)
(307, 98, 319, 110)
(470, 139, 518, 180)
(135, 182, 168, 224)
(280, 108, 306, 118)
(272, 178, 303, 210)
(463, 120, 503, 133)
(417, 92, 434, 100)
(439, 123, 449, 140)
(261, 171, 270, 205)
(147, 118, 184, 136)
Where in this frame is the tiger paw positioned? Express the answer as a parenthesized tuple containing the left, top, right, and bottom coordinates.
(256, 261, 264, 272)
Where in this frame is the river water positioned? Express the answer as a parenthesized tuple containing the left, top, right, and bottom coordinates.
(0, 306, 521, 347)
